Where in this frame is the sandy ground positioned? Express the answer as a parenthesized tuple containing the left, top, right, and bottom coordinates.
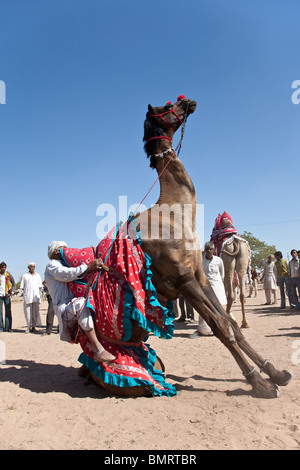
(0, 286, 299, 451)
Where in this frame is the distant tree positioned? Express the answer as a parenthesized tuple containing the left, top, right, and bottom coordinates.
(240, 231, 276, 271)
(14, 277, 23, 292)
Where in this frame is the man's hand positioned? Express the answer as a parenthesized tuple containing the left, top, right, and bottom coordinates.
(86, 258, 109, 274)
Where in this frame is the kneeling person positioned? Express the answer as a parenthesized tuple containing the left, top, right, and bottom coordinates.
(44, 241, 115, 363)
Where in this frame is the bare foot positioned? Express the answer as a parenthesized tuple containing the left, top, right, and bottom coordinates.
(94, 349, 116, 363)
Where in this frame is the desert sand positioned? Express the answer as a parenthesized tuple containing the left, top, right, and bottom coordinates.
(0, 286, 299, 451)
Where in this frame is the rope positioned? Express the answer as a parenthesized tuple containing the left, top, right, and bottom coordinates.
(129, 149, 176, 220)
(131, 105, 189, 216)
(129, 103, 189, 220)
(78, 105, 188, 339)
(175, 101, 189, 156)
(74, 141, 177, 345)
(91, 222, 120, 291)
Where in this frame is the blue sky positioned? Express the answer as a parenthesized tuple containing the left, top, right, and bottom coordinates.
(0, 0, 299, 282)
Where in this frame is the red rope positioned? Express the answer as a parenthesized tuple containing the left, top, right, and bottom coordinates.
(71, 150, 176, 346)
(147, 106, 183, 132)
(130, 149, 176, 218)
(146, 136, 172, 143)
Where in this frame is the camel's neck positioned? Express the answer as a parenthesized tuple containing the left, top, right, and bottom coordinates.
(144, 121, 197, 211)
(145, 135, 196, 205)
(155, 152, 196, 207)
(141, 127, 198, 245)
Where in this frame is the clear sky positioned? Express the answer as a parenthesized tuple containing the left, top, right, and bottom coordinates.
(0, 0, 299, 283)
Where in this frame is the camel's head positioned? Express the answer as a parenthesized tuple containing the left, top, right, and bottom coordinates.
(144, 96, 197, 165)
(146, 96, 197, 134)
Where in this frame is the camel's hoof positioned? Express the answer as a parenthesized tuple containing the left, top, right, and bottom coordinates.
(248, 370, 280, 399)
(241, 321, 250, 328)
(262, 362, 293, 387)
(252, 382, 280, 399)
(275, 370, 292, 387)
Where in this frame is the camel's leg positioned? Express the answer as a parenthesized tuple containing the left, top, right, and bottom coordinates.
(237, 273, 249, 328)
(230, 326, 292, 387)
(177, 272, 279, 398)
(223, 258, 235, 318)
(201, 283, 292, 387)
(236, 254, 249, 328)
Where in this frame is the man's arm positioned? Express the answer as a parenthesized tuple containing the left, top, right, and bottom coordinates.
(46, 258, 108, 283)
(274, 264, 278, 282)
(37, 273, 44, 289)
(46, 261, 88, 282)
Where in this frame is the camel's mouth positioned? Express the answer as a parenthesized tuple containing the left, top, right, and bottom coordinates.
(189, 100, 197, 113)
(180, 99, 197, 115)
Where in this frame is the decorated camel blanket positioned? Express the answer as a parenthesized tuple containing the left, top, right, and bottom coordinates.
(60, 220, 176, 397)
(210, 211, 238, 256)
(210, 212, 251, 277)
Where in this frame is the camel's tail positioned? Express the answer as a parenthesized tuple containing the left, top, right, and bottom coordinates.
(221, 239, 240, 257)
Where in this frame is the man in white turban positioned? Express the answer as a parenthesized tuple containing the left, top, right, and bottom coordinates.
(20, 262, 43, 333)
(44, 241, 115, 363)
(47, 241, 67, 260)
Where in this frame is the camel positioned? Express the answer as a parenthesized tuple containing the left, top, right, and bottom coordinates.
(210, 212, 251, 328)
(221, 235, 250, 328)
(90, 96, 291, 398)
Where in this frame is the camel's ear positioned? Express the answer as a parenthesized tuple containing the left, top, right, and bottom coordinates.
(148, 104, 154, 114)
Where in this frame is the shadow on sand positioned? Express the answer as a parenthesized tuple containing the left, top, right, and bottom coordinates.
(0, 359, 109, 399)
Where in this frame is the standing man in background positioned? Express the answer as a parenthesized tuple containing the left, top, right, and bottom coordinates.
(190, 242, 227, 338)
(288, 249, 300, 308)
(274, 251, 292, 309)
(0, 261, 15, 332)
(20, 262, 43, 333)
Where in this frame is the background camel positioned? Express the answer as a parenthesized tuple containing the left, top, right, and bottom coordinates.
(210, 212, 251, 327)
(91, 97, 291, 398)
(221, 236, 250, 328)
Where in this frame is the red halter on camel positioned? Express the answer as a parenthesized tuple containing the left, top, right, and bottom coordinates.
(136, 95, 189, 212)
(146, 95, 186, 143)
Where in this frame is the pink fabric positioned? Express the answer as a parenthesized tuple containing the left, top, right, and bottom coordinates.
(61, 222, 176, 396)
(210, 211, 238, 256)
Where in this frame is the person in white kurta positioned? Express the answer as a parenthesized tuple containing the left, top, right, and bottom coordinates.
(44, 241, 115, 363)
(190, 242, 227, 338)
(261, 255, 278, 305)
(20, 262, 43, 333)
(202, 251, 227, 306)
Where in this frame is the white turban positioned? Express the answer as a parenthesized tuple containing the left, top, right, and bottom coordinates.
(28, 262, 36, 267)
(48, 241, 67, 259)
